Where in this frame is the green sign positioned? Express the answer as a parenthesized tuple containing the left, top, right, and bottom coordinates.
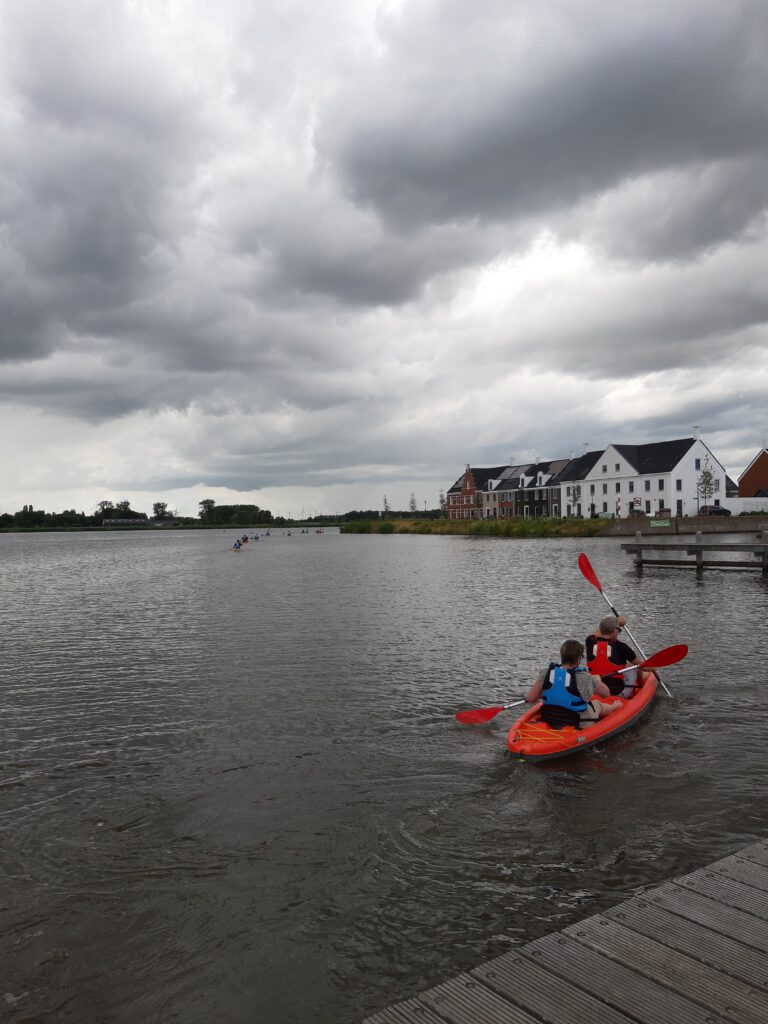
(649, 518, 672, 528)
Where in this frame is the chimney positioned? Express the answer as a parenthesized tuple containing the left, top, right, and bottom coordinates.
(692, 425, 700, 440)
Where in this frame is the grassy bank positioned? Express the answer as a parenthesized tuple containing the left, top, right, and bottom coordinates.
(339, 517, 607, 538)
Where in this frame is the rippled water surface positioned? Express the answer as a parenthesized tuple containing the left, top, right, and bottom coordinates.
(2, 529, 767, 1023)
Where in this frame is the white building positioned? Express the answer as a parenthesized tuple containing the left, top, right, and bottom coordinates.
(560, 437, 728, 518)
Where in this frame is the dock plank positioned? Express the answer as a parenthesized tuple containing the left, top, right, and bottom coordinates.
(472, 950, 638, 1024)
(738, 842, 768, 868)
(362, 998, 452, 1024)
(603, 895, 768, 988)
(520, 931, 731, 1024)
(713, 856, 768, 892)
(567, 914, 768, 1024)
(416, 974, 540, 1024)
(645, 882, 768, 953)
(674, 870, 768, 916)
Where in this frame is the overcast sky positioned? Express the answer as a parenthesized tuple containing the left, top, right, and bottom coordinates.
(2, 0, 767, 518)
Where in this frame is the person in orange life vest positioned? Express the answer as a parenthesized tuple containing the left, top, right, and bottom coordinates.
(526, 639, 619, 729)
(585, 615, 648, 698)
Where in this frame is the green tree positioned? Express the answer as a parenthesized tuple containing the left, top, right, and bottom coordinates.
(408, 492, 417, 514)
(115, 500, 132, 513)
(383, 495, 391, 517)
(697, 456, 715, 510)
(153, 501, 171, 520)
(438, 488, 447, 516)
(199, 498, 216, 522)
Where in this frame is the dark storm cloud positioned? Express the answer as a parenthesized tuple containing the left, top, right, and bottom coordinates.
(0, 0, 201, 369)
(0, 0, 766, 507)
(320, 1, 768, 257)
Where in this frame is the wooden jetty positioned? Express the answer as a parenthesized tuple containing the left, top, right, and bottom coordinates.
(622, 530, 768, 572)
(361, 838, 768, 1024)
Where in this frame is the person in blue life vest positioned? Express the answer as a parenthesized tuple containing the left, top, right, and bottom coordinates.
(585, 615, 648, 698)
(525, 639, 620, 729)
(232, 540, 242, 550)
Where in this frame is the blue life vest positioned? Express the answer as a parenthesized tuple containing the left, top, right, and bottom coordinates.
(540, 663, 588, 728)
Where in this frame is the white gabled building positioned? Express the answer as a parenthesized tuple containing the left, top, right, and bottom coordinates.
(579, 437, 727, 518)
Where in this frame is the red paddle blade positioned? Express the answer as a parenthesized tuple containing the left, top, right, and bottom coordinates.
(640, 644, 688, 670)
(578, 552, 602, 592)
(455, 706, 505, 725)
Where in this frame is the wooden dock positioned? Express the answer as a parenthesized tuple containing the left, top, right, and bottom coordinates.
(361, 839, 768, 1024)
(621, 530, 768, 572)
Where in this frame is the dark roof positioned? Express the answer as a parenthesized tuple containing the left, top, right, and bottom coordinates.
(521, 458, 572, 489)
(448, 465, 509, 493)
(612, 438, 695, 474)
(550, 450, 603, 484)
(725, 474, 739, 494)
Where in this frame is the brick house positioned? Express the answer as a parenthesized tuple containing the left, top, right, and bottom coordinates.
(447, 464, 508, 519)
(738, 447, 768, 497)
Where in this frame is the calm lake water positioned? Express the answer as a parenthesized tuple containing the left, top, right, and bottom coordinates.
(2, 529, 768, 1023)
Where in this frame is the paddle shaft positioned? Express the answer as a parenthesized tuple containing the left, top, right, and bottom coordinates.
(594, 586, 673, 697)
(455, 698, 526, 724)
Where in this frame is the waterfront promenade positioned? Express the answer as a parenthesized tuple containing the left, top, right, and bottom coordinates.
(362, 839, 768, 1024)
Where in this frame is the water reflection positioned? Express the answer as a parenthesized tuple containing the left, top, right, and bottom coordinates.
(1, 530, 766, 1023)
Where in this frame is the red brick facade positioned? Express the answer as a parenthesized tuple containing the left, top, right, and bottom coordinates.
(447, 465, 483, 519)
(739, 449, 768, 496)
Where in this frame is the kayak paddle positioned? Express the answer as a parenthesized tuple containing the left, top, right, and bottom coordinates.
(455, 699, 526, 725)
(618, 644, 688, 673)
(588, 643, 688, 678)
(578, 552, 674, 698)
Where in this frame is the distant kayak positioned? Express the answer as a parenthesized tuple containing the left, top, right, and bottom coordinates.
(507, 672, 659, 762)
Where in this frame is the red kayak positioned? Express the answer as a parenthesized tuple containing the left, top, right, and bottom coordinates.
(506, 672, 659, 762)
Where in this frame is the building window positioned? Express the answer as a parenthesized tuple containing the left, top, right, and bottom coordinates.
(590, 484, 595, 495)
(645, 500, 651, 513)
(676, 479, 682, 491)
(695, 458, 701, 470)
(676, 499, 683, 516)
(658, 479, 664, 491)
(602, 502, 608, 512)
(615, 463, 620, 471)
(644, 480, 651, 492)
(714, 479, 720, 492)
(601, 483, 606, 494)
(615, 482, 621, 493)
(566, 486, 571, 496)
(602, 464, 607, 473)
(628, 481, 634, 493)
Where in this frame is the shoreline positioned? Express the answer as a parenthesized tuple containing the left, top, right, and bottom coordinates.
(340, 516, 768, 538)
(3, 516, 766, 538)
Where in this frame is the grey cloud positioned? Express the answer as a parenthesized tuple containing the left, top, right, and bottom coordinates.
(569, 158, 768, 263)
(0, 2, 203, 366)
(319, 1, 768, 256)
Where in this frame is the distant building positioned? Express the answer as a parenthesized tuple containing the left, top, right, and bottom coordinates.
(447, 463, 508, 519)
(566, 437, 728, 518)
(447, 436, 731, 519)
(738, 446, 768, 498)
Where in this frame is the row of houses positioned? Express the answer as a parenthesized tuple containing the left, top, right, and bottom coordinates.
(447, 438, 768, 520)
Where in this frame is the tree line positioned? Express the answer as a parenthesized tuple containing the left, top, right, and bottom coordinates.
(1, 494, 448, 530)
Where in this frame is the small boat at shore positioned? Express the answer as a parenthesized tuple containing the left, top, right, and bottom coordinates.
(506, 672, 659, 762)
